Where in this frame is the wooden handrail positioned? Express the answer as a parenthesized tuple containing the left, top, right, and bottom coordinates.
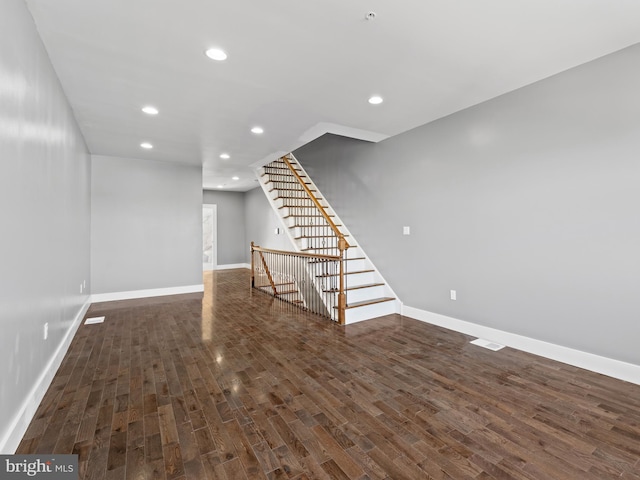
(251, 244, 340, 261)
(282, 155, 350, 250)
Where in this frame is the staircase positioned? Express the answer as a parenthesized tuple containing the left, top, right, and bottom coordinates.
(256, 153, 400, 324)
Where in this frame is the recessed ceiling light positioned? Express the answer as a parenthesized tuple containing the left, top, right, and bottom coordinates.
(368, 96, 383, 105)
(142, 106, 158, 115)
(232, 176, 239, 180)
(140, 142, 153, 149)
(219, 153, 230, 159)
(251, 126, 264, 134)
(217, 185, 223, 188)
(205, 48, 227, 61)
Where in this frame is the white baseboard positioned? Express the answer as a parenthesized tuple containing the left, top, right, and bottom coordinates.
(215, 263, 250, 270)
(0, 298, 91, 454)
(91, 284, 204, 303)
(402, 305, 640, 386)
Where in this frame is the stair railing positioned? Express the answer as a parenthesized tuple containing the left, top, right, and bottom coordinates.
(251, 243, 343, 321)
(280, 154, 349, 324)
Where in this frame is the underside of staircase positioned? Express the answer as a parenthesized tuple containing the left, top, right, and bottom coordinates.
(255, 154, 400, 324)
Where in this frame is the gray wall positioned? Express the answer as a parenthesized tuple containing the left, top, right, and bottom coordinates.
(295, 44, 640, 366)
(91, 155, 202, 293)
(202, 190, 248, 265)
(0, 0, 91, 450)
(244, 187, 292, 259)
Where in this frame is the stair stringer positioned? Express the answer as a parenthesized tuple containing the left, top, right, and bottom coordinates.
(256, 157, 401, 324)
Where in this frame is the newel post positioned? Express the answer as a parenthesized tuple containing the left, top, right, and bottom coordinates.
(337, 235, 347, 325)
(250, 241, 255, 288)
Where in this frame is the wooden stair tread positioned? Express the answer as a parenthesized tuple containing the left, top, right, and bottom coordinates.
(295, 235, 348, 239)
(275, 195, 322, 199)
(323, 283, 384, 293)
(265, 180, 311, 184)
(284, 214, 335, 219)
(276, 290, 299, 295)
(263, 167, 304, 173)
(337, 297, 396, 309)
(290, 224, 342, 228)
(279, 205, 328, 209)
(269, 187, 316, 192)
(316, 269, 374, 277)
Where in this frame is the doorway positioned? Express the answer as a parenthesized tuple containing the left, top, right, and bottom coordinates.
(203, 204, 217, 270)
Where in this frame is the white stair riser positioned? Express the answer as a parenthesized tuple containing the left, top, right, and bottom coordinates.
(343, 271, 376, 287)
(344, 300, 399, 324)
(300, 237, 338, 250)
(344, 258, 367, 271)
(346, 285, 385, 303)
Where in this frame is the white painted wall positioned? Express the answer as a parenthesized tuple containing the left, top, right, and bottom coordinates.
(91, 155, 203, 296)
(296, 43, 640, 367)
(0, 0, 91, 453)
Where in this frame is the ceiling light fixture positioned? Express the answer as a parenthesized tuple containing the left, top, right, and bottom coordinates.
(205, 48, 227, 61)
(217, 185, 223, 188)
(232, 176, 239, 180)
(251, 126, 264, 134)
(140, 142, 153, 149)
(219, 153, 230, 159)
(368, 96, 383, 105)
(142, 106, 158, 115)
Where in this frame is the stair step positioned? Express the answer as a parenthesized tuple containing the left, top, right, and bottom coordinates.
(269, 187, 316, 192)
(275, 196, 322, 200)
(271, 160, 298, 167)
(265, 180, 310, 184)
(284, 214, 335, 219)
(347, 282, 384, 291)
(261, 173, 307, 180)
(302, 247, 340, 252)
(290, 224, 342, 228)
(280, 205, 328, 210)
(308, 255, 356, 264)
(323, 283, 384, 293)
(263, 166, 304, 173)
(341, 297, 396, 309)
(295, 235, 348, 239)
(317, 269, 374, 278)
(276, 290, 299, 295)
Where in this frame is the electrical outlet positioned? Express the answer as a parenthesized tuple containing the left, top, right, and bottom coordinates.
(44, 322, 49, 340)
(450, 290, 457, 300)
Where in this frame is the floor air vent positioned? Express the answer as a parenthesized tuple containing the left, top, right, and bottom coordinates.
(470, 338, 504, 351)
(85, 316, 105, 325)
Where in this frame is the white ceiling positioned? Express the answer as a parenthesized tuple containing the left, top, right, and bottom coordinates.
(25, 0, 640, 192)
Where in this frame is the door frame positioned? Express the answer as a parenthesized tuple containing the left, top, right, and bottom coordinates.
(203, 204, 217, 271)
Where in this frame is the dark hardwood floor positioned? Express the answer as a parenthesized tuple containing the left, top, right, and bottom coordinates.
(17, 269, 640, 479)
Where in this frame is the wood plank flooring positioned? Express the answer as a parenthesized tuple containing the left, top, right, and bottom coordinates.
(17, 269, 640, 479)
